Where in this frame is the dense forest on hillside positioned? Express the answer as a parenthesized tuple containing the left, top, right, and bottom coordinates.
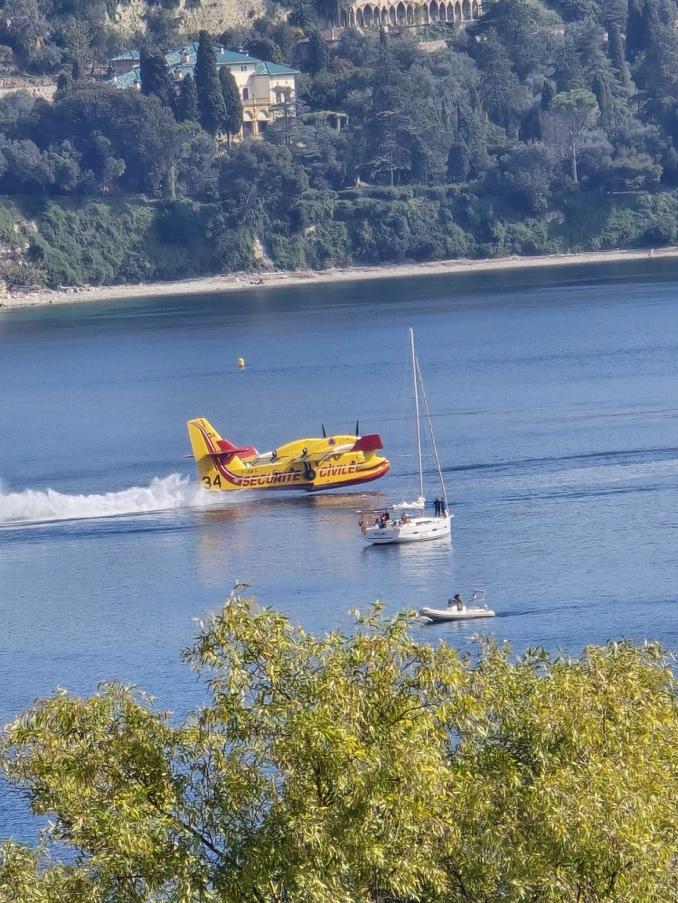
(1, 0, 678, 288)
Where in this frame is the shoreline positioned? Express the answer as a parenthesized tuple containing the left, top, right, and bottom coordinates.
(3, 246, 678, 310)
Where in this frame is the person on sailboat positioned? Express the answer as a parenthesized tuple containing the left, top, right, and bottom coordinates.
(448, 593, 464, 611)
(434, 498, 441, 517)
(440, 498, 448, 517)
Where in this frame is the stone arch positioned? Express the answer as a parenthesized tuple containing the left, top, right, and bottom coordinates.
(389, 5, 397, 22)
(439, 1, 448, 19)
(381, 7, 389, 24)
(462, 0, 471, 16)
(455, 1, 462, 18)
(414, 4, 422, 22)
(422, 3, 429, 21)
(356, 6, 364, 25)
(340, 8, 347, 25)
(349, 7, 356, 25)
(472, 0, 479, 15)
(406, 3, 414, 23)
(429, 0, 438, 19)
(396, 1, 406, 22)
(446, 2, 453, 19)
(242, 110, 254, 137)
(365, 4, 375, 25)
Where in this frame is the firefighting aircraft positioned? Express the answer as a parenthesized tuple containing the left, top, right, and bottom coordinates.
(187, 417, 390, 492)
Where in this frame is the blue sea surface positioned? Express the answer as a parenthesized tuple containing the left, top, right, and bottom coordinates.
(2, 259, 678, 835)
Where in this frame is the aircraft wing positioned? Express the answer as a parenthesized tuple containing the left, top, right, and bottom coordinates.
(304, 434, 384, 462)
(310, 443, 355, 462)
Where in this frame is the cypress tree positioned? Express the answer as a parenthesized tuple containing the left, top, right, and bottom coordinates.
(140, 45, 175, 109)
(540, 78, 555, 110)
(640, 0, 663, 52)
(626, 0, 645, 60)
(592, 72, 613, 127)
(194, 30, 226, 136)
(176, 72, 199, 123)
(607, 21, 631, 86)
(219, 67, 243, 145)
(306, 30, 329, 75)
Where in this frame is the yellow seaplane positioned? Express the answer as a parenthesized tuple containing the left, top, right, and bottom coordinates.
(187, 418, 390, 492)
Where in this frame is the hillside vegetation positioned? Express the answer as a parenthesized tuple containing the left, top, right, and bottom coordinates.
(1, 0, 678, 289)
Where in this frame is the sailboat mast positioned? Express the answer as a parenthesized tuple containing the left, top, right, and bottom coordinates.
(409, 328, 424, 501)
(416, 358, 448, 506)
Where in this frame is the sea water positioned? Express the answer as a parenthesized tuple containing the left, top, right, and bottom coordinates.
(2, 260, 678, 835)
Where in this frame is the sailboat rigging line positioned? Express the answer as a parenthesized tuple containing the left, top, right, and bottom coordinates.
(409, 328, 425, 501)
(415, 356, 448, 507)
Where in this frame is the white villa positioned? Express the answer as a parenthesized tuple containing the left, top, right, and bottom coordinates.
(110, 44, 299, 140)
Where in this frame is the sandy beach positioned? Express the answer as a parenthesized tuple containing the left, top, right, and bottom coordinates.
(3, 246, 678, 310)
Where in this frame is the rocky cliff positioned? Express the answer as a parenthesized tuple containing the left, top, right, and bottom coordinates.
(112, 0, 272, 37)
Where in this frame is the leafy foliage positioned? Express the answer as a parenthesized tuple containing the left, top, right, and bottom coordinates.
(2, 598, 678, 901)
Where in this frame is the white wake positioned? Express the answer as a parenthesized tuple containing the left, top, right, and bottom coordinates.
(392, 496, 426, 510)
(0, 474, 211, 526)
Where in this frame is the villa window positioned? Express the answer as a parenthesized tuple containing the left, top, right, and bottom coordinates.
(242, 87, 249, 100)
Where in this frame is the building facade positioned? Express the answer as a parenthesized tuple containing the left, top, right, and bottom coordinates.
(338, 0, 481, 27)
(111, 44, 298, 140)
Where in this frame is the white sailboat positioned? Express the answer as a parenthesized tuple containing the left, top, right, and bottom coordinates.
(360, 329, 452, 545)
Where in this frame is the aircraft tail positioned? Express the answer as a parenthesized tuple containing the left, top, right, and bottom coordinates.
(187, 418, 240, 490)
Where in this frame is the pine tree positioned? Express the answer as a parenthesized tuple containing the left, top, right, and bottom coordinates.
(140, 45, 175, 110)
(194, 30, 226, 136)
(176, 72, 199, 123)
(219, 67, 243, 145)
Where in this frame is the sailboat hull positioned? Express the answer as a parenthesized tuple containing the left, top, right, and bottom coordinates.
(363, 515, 452, 545)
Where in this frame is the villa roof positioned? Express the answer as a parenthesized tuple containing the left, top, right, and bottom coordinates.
(110, 43, 299, 89)
(111, 50, 140, 62)
(254, 61, 299, 76)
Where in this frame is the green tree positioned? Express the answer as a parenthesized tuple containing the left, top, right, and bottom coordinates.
(41, 84, 185, 196)
(288, 0, 320, 30)
(474, 30, 530, 133)
(625, 0, 646, 60)
(550, 88, 600, 182)
(607, 20, 631, 86)
(139, 44, 175, 110)
(219, 141, 308, 229)
(244, 34, 283, 64)
(306, 29, 330, 75)
(219, 66, 243, 146)
(194, 30, 226, 137)
(175, 73, 198, 124)
(0, 0, 44, 63)
(3, 598, 678, 902)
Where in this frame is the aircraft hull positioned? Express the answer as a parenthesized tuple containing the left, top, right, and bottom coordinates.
(187, 418, 390, 493)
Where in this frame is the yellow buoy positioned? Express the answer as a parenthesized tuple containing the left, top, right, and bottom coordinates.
(237, 357, 246, 369)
